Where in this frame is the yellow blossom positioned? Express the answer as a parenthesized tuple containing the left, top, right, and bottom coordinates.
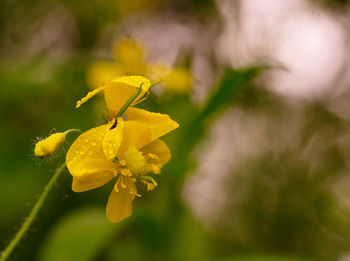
(112, 39, 145, 70)
(86, 39, 192, 93)
(67, 75, 179, 222)
(66, 112, 178, 222)
(148, 64, 192, 93)
(86, 62, 124, 91)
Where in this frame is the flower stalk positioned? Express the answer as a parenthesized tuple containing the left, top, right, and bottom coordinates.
(115, 83, 143, 118)
(0, 163, 66, 261)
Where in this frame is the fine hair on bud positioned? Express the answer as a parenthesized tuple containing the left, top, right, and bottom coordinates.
(34, 132, 66, 158)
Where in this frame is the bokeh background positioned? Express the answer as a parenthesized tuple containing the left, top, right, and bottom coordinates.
(2, 0, 350, 260)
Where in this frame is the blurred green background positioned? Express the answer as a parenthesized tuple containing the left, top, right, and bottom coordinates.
(2, 0, 350, 260)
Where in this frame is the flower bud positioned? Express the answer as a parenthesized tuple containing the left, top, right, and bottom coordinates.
(34, 133, 66, 157)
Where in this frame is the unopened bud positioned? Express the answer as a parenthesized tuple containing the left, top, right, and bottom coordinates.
(34, 133, 66, 157)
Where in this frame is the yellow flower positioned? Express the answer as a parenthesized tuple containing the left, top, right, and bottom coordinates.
(68, 75, 179, 222)
(112, 40, 145, 70)
(148, 64, 192, 93)
(66, 110, 178, 222)
(86, 62, 125, 91)
(86, 39, 192, 93)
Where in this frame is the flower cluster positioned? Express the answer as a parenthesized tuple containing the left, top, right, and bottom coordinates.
(65, 75, 179, 222)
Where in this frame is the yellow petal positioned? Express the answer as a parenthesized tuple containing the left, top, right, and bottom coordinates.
(113, 39, 144, 66)
(117, 120, 152, 159)
(72, 171, 115, 192)
(141, 139, 171, 166)
(163, 68, 192, 93)
(125, 107, 179, 142)
(86, 61, 125, 90)
(104, 76, 150, 116)
(76, 85, 106, 108)
(106, 180, 136, 223)
(66, 124, 117, 178)
(103, 118, 124, 160)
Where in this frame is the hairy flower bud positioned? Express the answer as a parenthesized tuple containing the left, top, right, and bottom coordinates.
(34, 133, 66, 157)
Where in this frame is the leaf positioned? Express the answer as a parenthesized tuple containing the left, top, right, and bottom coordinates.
(176, 66, 263, 159)
(38, 206, 121, 261)
(200, 66, 263, 120)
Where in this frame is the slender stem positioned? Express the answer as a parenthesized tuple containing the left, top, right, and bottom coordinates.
(64, 129, 82, 135)
(114, 79, 164, 119)
(150, 78, 164, 88)
(115, 83, 143, 118)
(0, 163, 66, 261)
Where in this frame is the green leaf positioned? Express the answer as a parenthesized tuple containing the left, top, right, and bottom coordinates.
(200, 66, 263, 120)
(38, 206, 121, 261)
(176, 66, 263, 159)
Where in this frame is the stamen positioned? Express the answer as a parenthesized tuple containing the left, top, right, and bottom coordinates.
(125, 177, 141, 197)
(141, 180, 155, 191)
(120, 160, 127, 167)
(146, 153, 159, 160)
(120, 168, 132, 177)
(114, 178, 121, 192)
(139, 176, 158, 191)
(150, 164, 161, 174)
(120, 176, 127, 189)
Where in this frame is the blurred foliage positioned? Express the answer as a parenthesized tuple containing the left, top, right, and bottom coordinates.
(211, 91, 350, 260)
(39, 206, 120, 261)
(311, 0, 349, 10)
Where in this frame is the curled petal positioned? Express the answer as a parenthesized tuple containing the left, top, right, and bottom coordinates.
(104, 76, 150, 116)
(76, 85, 106, 108)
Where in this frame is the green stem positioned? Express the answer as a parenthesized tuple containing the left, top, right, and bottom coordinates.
(150, 78, 164, 88)
(0, 163, 66, 261)
(114, 79, 164, 119)
(115, 83, 143, 118)
(64, 129, 82, 135)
